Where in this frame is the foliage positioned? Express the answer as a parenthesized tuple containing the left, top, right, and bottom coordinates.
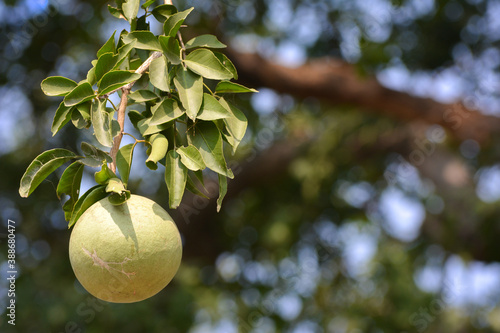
(18, 1, 255, 226)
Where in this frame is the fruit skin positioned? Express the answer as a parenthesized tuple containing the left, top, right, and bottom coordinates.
(69, 195, 182, 303)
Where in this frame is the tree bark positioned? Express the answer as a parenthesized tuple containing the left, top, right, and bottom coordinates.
(228, 50, 500, 144)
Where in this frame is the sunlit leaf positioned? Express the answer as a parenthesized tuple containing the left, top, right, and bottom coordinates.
(185, 34, 226, 50)
(159, 35, 182, 65)
(51, 101, 73, 136)
(57, 161, 84, 221)
(115, 40, 137, 70)
(141, 0, 155, 9)
(219, 97, 247, 154)
(150, 98, 185, 125)
(197, 93, 233, 120)
(19, 149, 79, 198)
(217, 174, 227, 212)
(152, 4, 177, 23)
(146, 133, 168, 170)
(188, 121, 233, 178)
(174, 66, 203, 120)
(97, 70, 141, 95)
(91, 99, 114, 147)
(165, 150, 188, 209)
(41, 76, 78, 97)
(149, 55, 170, 92)
(63, 82, 95, 106)
(95, 52, 118, 83)
(137, 117, 172, 136)
(68, 185, 108, 228)
(177, 144, 206, 171)
(184, 48, 233, 80)
(122, 31, 162, 51)
(214, 52, 238, 80)
(163, 7, 194, 37)
(186, 172, 209, 199)
(128, 89, 158, 102)
(122, 0, 139, 22)
(215, 81, 258, 94)
(116, 143, 135, 187)
(94, 162, 117, 185)
(97, 30, 116, 58)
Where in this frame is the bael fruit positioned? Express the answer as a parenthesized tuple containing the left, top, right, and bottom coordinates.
(69, 195, 182, 303)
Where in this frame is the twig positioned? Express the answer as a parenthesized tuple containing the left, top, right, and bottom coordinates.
(108, 0, 173, 172)
(108, 51, 162, 172)
(101, 51, 162, 99)
(109, 89, 129, 173)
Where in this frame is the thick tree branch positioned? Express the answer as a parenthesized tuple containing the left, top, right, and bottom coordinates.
(228, 50, 500, 144)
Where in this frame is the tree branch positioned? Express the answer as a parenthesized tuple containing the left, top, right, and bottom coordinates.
(108, 51, 163, 172)
(228, 50, 500, 144)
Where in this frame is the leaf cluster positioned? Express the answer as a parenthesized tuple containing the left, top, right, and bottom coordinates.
(19, 1, 257, 228)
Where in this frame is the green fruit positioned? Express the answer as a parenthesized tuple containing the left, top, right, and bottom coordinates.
(69, 195, 182, 303)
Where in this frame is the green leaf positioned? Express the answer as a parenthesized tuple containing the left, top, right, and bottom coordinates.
(95, 163, 117, 185)
(197, 93, 233, 120)
(219, 97, 248, 154)
(165, 150, 188, 209)
(68, 185, 108, 228)
(163, 7, 194, 37)
(128, 109, 146, 131)
(152, 4, 177, 23)
(188, 121, 234, 178)
(150, 98, 185, 125)
(97, 70, 141, 95)
(91, 99, 115, 147)
(122, 31, 162, 51)
(80, 142, 112, 167)
(215, 81, 258, 94)
(87, 66, 97, 86)
(108, 190, 131, 205)
(51, 101, 73, 136)
(186, 173, 209, 199)
(177, 144, 206, 171)
(185, 34, 227, 50)
(174, 66, 203, 120)
(116, 143, 135, 187)
(41, 76, 78, 97)
(107, 5, 124, 19)
(95, 52, 118, 83)
(214, 52, 238, 80)
(142, 0, 155, 9)
(57, 161, 84, 221)
(63, 82, 96, 106)
(122, 0, 139, 22)
(146, 133, 169, 170)
(71, 108, 89, 129)
(97, 30, 116, 58)
(137, 117, 172, 136)
(217, 174, 227, 212)
(19, 149, 79, 198)
(159, 35, 182, 65)
(106, 177, 127, 194)
(149, 55, 170, 92)
(115, 40, 137, 69)
(184, 48, 233, 80)
(76, 102, 91, 123)
(128, 89, 159, 102)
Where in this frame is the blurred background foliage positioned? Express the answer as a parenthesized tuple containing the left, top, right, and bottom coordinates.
(2, 0, 500, 332)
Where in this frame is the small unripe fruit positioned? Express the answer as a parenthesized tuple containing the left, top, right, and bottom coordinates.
(69, 195, 182, 303)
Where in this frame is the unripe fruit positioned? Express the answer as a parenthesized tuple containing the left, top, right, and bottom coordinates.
(69, 195, 182, 303)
